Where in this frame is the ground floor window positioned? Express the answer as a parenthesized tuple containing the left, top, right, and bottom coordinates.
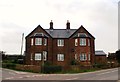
(80, 53, 87, 61)
(43, 51, 47, 61)
(57, 54, 64, 61)
(88, 53, 90, 61)
(35, 53, 42, 60)
(75, 54, 77, 60)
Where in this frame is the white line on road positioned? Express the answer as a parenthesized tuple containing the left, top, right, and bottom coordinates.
(96, 70, 118, 75)
(65, 77, 78, 80)
(5, 77, 14, 80)
(9, 72, 16, 75)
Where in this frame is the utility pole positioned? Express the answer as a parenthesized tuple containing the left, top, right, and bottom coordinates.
(20, 33, 24, 55)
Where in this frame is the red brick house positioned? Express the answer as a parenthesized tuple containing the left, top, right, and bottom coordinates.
(25, 20, 95, 67)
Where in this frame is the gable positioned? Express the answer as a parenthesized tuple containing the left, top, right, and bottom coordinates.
(25, 25, 52, 39)
(70, 25, 95, 39)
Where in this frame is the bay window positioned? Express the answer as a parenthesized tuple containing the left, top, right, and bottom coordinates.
(35, 53, 42, 60)
(80, 38, 86, 46)
(80, 53, 87, 61)
(35, 38, 42, 45)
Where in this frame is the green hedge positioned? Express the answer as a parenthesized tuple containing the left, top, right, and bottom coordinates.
(93, 63, 109, 69)
(43, 65, 62, 73)
(2, 63, 16, 69)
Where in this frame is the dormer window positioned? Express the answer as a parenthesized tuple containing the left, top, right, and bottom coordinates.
(34, 33, 44, 37)
(80, 38, 86, 46)
(78, 33, 87, 37)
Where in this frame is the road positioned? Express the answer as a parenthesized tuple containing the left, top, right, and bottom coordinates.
(2, 68, 119, 80)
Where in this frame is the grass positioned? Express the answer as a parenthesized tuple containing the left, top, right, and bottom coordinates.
(59, 69, 97, 74)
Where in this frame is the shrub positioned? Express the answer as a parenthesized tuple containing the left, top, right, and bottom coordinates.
(70, 60, 77, 65)
(44, 61, 52, 66)
(43, 65, 62, 73)
(93, 63, 108, 69)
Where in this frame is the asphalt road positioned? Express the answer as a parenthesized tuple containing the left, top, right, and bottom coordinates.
(2, 68, 119, 80)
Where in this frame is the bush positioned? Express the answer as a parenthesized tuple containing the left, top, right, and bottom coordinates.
(43, 65, 62, 73)
(44, 61, 52, 66)
(71, 60, 77, 65)
(93, 63, 108, 69)
(2, 63, 16, 69)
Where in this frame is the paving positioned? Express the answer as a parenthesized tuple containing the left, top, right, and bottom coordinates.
(1, 68, 119, 80)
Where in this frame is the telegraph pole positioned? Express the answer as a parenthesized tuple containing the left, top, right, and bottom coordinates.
(20, 33, 24, 55)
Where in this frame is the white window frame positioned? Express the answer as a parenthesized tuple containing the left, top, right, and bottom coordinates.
(57, 54, 64, 61)
(75, 39, 78, 46)
(80, 38, 86, 46)
(31, 53, 33, 61)
(44, 38, 47, 46)
(78, 33, 87, 37)
(88, 53, 90, 61)
(57, 39, 64, 46)
(80, 53, 87, 61)
(43, 51, 47, 61)
(35, 53, 42, 60)
(31, 38, 34, 46)
(35, 38, 42, 45)
(88, 39, 90, 46)
(75, 54, 77, 60)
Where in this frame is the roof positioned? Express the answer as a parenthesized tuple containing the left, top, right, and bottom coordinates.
(45, 29, 76, 38)
(95, 51, 106, 56)
(26, 25, 95, 39)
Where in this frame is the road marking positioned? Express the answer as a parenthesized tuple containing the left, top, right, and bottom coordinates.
(5, 77, 14, 80)
(96, 70, 117, 75)
(9, 72, 16, 75)
(66, 77, 78, 80)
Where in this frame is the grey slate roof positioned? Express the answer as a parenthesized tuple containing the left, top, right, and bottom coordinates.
(45, 29, 76, 38)
(95, 50, 106, 56)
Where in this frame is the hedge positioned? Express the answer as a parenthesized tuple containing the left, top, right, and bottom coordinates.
(43, 65, 62, 73)
(2, 63, 16, 69)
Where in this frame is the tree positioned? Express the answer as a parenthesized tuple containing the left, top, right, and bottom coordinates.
(116, 49, 120, 63)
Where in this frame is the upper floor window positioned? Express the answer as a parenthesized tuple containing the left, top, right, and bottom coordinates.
(44, 38, 47, 46)
(75, 39, 78, 46)
(31, 38, 34, 46)
(80, 53, 87, 61)
(57, 54, 64, 61)
(88, 39, 90, 46)
(80, 38, 86, 46)
(57, 39, 64, 46)
(35, 53, 41, 60)
(35, 38, 42, 45)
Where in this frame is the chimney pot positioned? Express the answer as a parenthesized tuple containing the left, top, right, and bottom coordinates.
(66, 20, 70, 29)
(50, 20, 53, 29)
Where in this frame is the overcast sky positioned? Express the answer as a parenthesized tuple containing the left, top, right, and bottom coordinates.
(0, 0, 119, 55)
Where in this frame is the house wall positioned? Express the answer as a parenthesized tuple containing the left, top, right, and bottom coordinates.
(25, 27, 53, 65)
(69, 27, 95, 66)
(25, 26, 95, 67)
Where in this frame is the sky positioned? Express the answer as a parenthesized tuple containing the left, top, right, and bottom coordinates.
(0, 0, 119, 55)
